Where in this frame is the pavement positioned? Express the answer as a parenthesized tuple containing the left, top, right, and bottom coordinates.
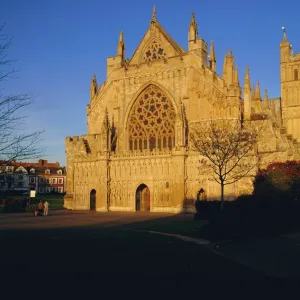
(1, 209, 300, 282)
(213, 234, 300, 279)
(0, 209, 174, 229)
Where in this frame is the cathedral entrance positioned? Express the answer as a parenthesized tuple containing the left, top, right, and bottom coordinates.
(136, 184, 150, 212)
(90, 189, 96, 211)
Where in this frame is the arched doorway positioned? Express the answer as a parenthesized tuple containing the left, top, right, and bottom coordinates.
(90, 189, 96, 211)
(136, 184, 150, 212)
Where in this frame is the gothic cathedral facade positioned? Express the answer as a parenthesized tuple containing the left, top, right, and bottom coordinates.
(64, 9, 300, 212)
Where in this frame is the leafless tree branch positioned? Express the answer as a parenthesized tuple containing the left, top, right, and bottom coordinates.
(0, 24, 44, 166)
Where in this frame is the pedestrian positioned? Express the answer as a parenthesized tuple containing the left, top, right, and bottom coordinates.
(44, 200, 49, 216)
(34, 200, 44, 216)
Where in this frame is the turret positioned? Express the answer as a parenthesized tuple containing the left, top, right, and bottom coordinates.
(243, 66, 251, 121)
(90, 74, 98, 101)
(208, 41, 216, 72)
(280, 27, 291, 64)
(106, 31, 126, 77)
(188, 12, 207, 66)
(188, 12, 198, 44)
(117, 31, 125, 60)
(252, 81, 262, 113)
(223, 50, 235, 86)
(263, 89, 269, 111)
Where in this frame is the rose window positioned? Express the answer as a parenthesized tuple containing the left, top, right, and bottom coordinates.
(128, 85, 175, 151)
(143, 40, 166, 63)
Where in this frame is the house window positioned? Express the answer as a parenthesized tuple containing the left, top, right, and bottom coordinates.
(294, 69, 298, 80)
(46, 178, 50, 184)
(57, 170, 62, 175)
(58, 178, 63, 184)
(52, 178, 57, 184)
(46, 186, 51, 193)
(58, 187, 63, 193)
(30, 177, 35, 184)
(39, 177, 44, 183)
(45, 169, 50, 175)
(39, 187, 44, 193)
(30, 168, 35, 174)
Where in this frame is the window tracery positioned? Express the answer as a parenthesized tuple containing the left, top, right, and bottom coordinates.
(142, 40, 166, 62)
(128, 85, 175, 151)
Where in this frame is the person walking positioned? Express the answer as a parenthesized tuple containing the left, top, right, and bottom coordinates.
(44, 200, 49, 216)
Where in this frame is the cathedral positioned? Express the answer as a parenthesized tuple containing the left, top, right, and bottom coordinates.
(64, 7, 300, 213)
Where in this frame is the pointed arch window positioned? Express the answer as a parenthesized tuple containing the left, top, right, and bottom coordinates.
(143, 40, 166, 63)
(128, 85, 175, 152)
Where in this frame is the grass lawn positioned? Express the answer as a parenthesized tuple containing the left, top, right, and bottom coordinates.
(0, 193, 65, 212)
(121, 214, 208, 238)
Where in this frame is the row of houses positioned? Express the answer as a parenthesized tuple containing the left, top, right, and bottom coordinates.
(0, 159, 66, 194)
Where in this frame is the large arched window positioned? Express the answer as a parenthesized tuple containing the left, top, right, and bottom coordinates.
(128, 85, 176, 151)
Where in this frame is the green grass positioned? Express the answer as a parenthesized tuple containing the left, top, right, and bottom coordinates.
(122, 214, 209, 238)
(33, 194, 64, 209)
(0, 194, 65, 211)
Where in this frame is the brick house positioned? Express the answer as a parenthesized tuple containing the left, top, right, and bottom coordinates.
(16, 159, 66, 194)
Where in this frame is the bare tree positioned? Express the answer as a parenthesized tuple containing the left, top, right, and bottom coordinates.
(190, 118, 263, 211)
(0, 24, 43, 165)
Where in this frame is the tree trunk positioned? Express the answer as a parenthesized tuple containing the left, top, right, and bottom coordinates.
(220, 181, 224, 211)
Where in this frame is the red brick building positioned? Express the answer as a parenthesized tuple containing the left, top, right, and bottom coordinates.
(15, 159, 66, 194)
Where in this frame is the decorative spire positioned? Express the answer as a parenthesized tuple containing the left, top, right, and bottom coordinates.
(117, 30, 125, 59)
(209, 41, 216, 71)
(234, 67, 239, 86)
(151, 5, 156, 23)
(222, 54, 227, 78)
(90, 73, 98, 100)
(244, 66, 250, 86)
(282, 26, 287, 41)
(263, 89, 269, 109)
(119, 30, 124, 43)
(255, 81, 261, 99)
(243, 66, 251, 121)
(271, 100, 276, 117)
(92, 73, 97, 84)
(190, 12, 196, 27)
(209, 41, 216, 60)
(251, 84, 255, 98)
(281, 26, 290, 46)
(188, 12, 198, 43)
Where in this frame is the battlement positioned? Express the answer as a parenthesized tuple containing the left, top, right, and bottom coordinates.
(65, 134, 102, 144)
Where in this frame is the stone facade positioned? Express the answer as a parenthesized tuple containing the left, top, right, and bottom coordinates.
(64, 8, 300, 213)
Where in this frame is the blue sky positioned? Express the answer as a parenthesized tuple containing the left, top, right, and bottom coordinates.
(1, 0, 299, 166)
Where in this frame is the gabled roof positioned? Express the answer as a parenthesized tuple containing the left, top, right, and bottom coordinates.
(129, 19, 185, 65)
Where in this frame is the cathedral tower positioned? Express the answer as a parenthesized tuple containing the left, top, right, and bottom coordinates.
(280, 28, 300, 141)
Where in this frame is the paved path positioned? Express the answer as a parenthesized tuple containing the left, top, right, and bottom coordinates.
(0, 209, 174, 229)
(0, 209, 269, 283)
(3, 210, 300, 279)
(214, 235, 300, 279)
